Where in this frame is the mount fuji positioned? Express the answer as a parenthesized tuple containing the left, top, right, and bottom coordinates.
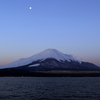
(0, 49, 100, 76)
(0, 49, 82, 69)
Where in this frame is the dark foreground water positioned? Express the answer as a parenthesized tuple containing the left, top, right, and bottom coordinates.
(0, 77, 100, 100)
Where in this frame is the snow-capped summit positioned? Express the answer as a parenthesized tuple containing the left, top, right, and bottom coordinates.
(0, 49, 81, 69)
(30, 49, 81, 63)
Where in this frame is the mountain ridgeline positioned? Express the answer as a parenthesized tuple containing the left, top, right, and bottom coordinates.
(0, 49, 100, 76)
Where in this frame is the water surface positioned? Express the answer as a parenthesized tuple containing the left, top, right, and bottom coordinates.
(0, 77, 100, 100)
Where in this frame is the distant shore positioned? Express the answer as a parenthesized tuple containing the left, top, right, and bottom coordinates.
(0, 70, 100, 77)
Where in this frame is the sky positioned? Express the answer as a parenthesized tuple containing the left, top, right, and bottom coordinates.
(0, 0, 100, 67)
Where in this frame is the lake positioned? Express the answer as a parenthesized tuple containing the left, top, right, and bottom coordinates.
(0, 77, 100, 100)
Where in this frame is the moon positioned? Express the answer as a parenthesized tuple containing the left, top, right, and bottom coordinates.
(29, 7, 32, 9)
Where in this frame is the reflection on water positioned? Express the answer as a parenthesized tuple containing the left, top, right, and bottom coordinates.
(0, 77, 100, 100)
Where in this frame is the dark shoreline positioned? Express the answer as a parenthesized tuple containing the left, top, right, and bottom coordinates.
(0, 71, 100, 77)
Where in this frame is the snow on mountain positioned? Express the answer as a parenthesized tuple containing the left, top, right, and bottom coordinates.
(29, 63, 40, 67)
(64, 54, 81, 63)
(0, 49, 81, 69)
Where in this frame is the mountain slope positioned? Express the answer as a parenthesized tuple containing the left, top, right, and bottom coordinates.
(0, 49, 100, 76)
(0, 49, 81, 69)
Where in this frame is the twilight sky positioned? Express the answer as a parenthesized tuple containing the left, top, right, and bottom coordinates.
(0, 0, 100, 67)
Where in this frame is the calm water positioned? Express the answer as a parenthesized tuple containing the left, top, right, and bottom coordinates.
(0, 77, 100, 100)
